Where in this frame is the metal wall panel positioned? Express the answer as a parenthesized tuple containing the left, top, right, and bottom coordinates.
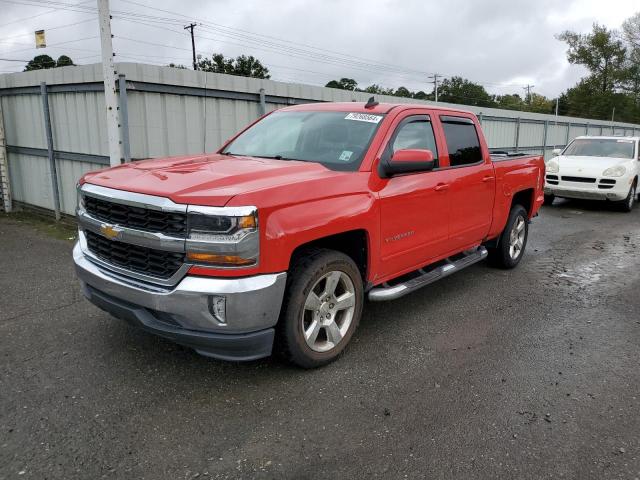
(546, 123, 568, 147)
(481, 119, 517, 148)
(519, 121, 544, 148)
(8, 152, 102, 214)
(2, 62, 640, 216)
(569, 124, 587, 140)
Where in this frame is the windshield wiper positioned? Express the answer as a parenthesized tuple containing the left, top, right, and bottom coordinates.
(221, 153, 297, 161)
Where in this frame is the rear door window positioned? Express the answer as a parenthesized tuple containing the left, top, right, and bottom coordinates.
(440, 116, 482, 167)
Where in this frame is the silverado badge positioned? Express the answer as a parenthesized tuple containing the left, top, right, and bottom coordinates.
(100, 224, 122, 240)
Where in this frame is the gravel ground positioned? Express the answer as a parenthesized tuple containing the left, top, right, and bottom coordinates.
(1, 200, 639, 480)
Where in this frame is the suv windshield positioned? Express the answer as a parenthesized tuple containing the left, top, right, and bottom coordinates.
(563, 138, 635, 159)
(222, 110, 385, 171)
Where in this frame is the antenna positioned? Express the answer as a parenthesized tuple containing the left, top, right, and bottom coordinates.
(365, 96, 379, 109)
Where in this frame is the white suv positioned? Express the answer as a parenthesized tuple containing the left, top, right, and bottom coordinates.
(544, 136, 639, 212)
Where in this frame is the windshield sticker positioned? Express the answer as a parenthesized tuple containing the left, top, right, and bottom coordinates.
(339, 150, 353, 162)
(345, 113, 383, 124)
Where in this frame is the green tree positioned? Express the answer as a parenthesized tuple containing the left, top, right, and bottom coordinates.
(394, 86, 412, 98)
(413, 90, 430, 100)
(325, 78, 358, 90)
(24, 54, 56, 71)
(24, 54, 76, 71)
(197, 53, 270, 79)
(557, 24, 626, 93)
(56, 55, 74, 67)
(527, 93, 555, 114)
(437, 76, 495, 107)
(623, 12, 640, 49)
(495, 93, 525, 110)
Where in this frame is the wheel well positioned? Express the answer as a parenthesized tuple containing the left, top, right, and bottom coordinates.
(512, 188, 534, 216)
(290, 230, 368, 281)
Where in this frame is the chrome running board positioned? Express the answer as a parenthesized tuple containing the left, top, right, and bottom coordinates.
(368, 246, 488, 302)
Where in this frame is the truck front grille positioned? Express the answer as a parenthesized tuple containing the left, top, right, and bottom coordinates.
(84, 195, 187, 236)
(85, 230, 184, 279)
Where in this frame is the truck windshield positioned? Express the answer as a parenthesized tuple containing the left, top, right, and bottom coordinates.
(222, 110, 385, 171)
(563, 139, 635, 159)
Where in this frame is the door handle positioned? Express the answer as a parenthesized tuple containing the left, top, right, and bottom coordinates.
(434, 183, 449, 192)
(482, 176, 495, 182)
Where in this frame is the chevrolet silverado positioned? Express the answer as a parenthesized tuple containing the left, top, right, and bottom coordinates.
(74, 100, 545, 368)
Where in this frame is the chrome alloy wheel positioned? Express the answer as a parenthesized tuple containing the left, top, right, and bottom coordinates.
(509, 215, 526, 261)
(301, 271, 356, 353)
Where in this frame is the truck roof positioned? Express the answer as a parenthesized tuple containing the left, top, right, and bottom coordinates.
(282, 101, 474, 116)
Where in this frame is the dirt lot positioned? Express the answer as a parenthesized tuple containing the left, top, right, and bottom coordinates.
(1, 201, 639, 480)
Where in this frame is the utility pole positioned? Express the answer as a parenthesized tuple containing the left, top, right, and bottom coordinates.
(555, 97, 559, 117)
(523, 84, 534, 104)
(184, 23, 197, 70)
(428, 73, 440, 102)
(97, 0, 121, 167)
(611, 107, 615, 122)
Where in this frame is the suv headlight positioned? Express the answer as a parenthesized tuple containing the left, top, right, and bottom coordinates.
(602, 165, 626, 177)
(546, 160, 559, 174)
(185, 206, 259, 267)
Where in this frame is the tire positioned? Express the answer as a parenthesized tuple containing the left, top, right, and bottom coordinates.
(276, 249, 364, 368)
(543, 194, 555, 205)
(488, 205, 529, 269)
(615, 183, 636, 212)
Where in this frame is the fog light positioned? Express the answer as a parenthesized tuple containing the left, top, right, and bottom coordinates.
(209, 296, 227, 324)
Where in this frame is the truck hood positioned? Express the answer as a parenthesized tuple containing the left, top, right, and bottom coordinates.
(82, 153, 343, 206)
(555, 155, 630, 176)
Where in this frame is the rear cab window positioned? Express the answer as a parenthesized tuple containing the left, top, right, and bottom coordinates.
(440, 115, 483, 167)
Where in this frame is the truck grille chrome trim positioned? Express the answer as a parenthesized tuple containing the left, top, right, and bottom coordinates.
(80, 183, 188, 213)
(85, 230, 184, 279)
(78, 230, 192, 287)
(84, 195, 187, 236)
(77, 209, 186, 252)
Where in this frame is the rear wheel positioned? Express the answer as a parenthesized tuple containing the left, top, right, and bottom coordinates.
(488, 205, 529, 269)
(544, 194, 555, 205)
(276, 249, 363, 368)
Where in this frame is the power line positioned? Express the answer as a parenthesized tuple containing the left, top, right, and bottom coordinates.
(0, 16, 96, 42)
(0, 0, 93, 28)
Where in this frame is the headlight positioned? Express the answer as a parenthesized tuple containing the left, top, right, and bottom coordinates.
(186, 206, 259, 267)
(602, 165, 626, 177)
(546, 160, 559, 173)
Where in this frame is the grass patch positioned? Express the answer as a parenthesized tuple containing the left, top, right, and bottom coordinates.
(0, 211, 77, 242)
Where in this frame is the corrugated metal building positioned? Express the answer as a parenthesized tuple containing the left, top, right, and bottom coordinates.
(1, 62, 639, 216)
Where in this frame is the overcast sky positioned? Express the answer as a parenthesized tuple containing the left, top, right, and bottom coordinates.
(0, 0, 638, 98)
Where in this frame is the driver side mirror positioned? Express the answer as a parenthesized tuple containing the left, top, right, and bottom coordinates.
(552, 148, 562, 156)
(380, 149, 436, 177)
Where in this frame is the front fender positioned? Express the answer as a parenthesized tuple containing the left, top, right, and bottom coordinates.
(262, 193, 379, 275)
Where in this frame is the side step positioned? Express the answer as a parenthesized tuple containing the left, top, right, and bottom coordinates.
(368, 246, 488, 302)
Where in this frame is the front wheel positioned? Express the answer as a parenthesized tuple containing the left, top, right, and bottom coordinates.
(488, 205, 529, 269)
(544, 194, 555, 205)
(615, 183, 636, 212)
(276, 249, 363, 368)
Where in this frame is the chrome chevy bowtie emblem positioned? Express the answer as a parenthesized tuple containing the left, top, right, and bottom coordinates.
(100, 223, 122, 240)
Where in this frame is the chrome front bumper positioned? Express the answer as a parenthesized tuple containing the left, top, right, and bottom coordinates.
(74, 242, 287, 359)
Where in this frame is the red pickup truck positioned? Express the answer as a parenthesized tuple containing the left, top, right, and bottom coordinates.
(74, 100, 545, 367)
